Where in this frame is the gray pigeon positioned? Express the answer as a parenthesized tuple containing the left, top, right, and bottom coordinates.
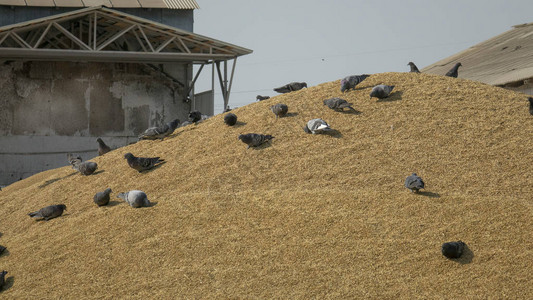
(0, 270, 6, 290)
(224, 113, 237, 126)
(323, 97, 357, 112)
(28, 204, 67, 221)
(445, 62, 462, 78)
(404, 173, 425, 193)
(138, 118, 180, 140)
(71, 160, 98, 176)
(188, 110, 202, 123)
(124, 152, 164, 172)
(238, 133, 274, 149)
(96, 138, 112, 156)
(273, 82, 307, 93)
(370, 84, 395, 99)
(340, 75, 370, 93)
(94, 188, 112, 207)
(408, 62, 421, 73)
(256, 95, 270, 101)
(117, 190, 151, 208)
(270, 103, 288, 119)
(441, 241, 466, 259)
(528, 97, 533, 115)
(0, 245, 5, 255)
(304, 119, 332, 134)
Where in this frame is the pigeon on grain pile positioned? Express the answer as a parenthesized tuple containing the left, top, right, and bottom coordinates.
(404, 173, 425, 193)
(370, 84, 395, 99)
(0, 270, 6, 290)
(528, 97, 533, 115)
(28, 204, 67, 221)
(256, 95, 270, 101)
(270, 103, 288, 119)
(273, 82, 307, 93)
(68, 154, 98, 176)
(303, 119, 332, 134)
(124, 153, 164, 173)
(408, 62, 421, 73)
(224, 113, 238, 126)
(445, 62, 462, 78)
(441, 241, 466, 259)
(238, 133, 274, 149)
(94, 188, 112, 206)
(340, 75, 370, 93)
(117, 190, 151, 208)
(138, 118, 180, 141)
(323, 97, 357, 112)
(96, 138, 112, 155)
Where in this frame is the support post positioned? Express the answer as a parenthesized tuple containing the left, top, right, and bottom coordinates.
(227, 57, 237, 106)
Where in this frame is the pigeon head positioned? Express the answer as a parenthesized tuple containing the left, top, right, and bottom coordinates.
(412, 173, 417, 176)
(369, 89, 378, 99)
(0, 270, 6, 276)
(124, 153, 134, 161)
(58, 204, 67, 211)
(96, 138, 104, 144)
(528, 97, 533, 104)
(169, 119, 181, 130)
(103, 188, 112, 195)
(238, 134, 252, 144)
(408, 62, 414, 66)
(340, 80, 349, 93)
(302, 82, 308, 88)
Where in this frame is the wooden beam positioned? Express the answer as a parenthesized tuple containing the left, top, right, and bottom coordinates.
(96, 24, 135, 51)
(185, 63, 204, 97)
(155, 36, 175, 53)
(52, 22, 91, 50)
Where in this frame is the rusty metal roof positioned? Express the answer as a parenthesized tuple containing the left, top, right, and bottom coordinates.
(422, 22, 533, 86)
(0, 0, 199, 9)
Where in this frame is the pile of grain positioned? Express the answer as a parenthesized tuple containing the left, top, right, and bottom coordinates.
(1, 72, 532, 298)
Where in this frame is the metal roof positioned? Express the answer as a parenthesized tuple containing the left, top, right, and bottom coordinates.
(422, 22, 533, 86)
(0, 0, 199, 9)
(0, 6, 252, 64)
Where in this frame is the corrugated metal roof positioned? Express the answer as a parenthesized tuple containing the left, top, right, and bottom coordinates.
(422, 23, 533, 86)
(0, 0, 199, 9)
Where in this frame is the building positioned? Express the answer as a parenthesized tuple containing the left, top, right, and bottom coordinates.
(0, 1, 252, 186)
(422, 22, 533, 95)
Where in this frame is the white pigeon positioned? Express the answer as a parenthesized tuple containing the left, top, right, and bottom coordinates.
(303, 119, 332, 134)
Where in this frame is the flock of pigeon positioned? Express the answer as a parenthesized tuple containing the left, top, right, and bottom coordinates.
(0, 62, 477, 287)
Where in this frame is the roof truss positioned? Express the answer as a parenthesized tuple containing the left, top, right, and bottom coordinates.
(0, 7, 251, 63)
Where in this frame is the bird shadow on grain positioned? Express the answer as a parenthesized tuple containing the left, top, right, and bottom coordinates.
(232, 121, 247, 127)
(416, 191, 441, 198)
(377, 91, 403, 102)
(452, 245, 474, 265)
(92, 170, 105, 175)
(354, 85, 374, 91)
(104, 200, 122, 207)
(0, 248, 9, 258)
(250, 142, 273, 150)
(340, 109, 362, 115)
(325, 129, 343, 138)
(285, 112, 299, 117)
(147, 201, 158, 207)
(38, 171, 78, 188)
(0, 276, 14, 293)
(140, 161, 167, 174)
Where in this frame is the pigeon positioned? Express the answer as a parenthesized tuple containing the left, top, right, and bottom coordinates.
(71, 160, 98, 176)
(0, 270, 6, 290)
(528, 97, 533, 115)
(404, 173, 425, 193)
(408, 62, 421, 73)
(323, 97, 357, 112)
(445, 62, 462, 78)
(67, 153, 82, 167)
(340, 75, 370, 93)
(303, 119, 332, 134)
(273, 82, 307, 93)
(28, 204, 67, 221)
(188, 110, 202, 123)
(223, 107, 233, 113)
(94, 188, 112, 207)
(96, 138, 112, 156)
(256, 95, 270, 101)
(224, 113, 238, 126)
(370, 84, 395, 99)
(124, 153, 164, 172)
(441, 241, 466, 259)
(270, 103, 288, 119)
(138, 118, 180, 140)
(117, 190, 151, 208)
(238, 133, 274, 149)
(0, 245, 5, 255)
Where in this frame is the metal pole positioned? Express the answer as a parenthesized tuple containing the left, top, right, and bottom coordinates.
(186, 63, 204, 97)
(223, 60, 228, 110)
(227, 57, 237, 106)
(211, 60, 215, 113)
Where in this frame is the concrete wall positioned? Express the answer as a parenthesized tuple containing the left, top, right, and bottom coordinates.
(0, 61, 192, 186)
(0, 6, 194, 32)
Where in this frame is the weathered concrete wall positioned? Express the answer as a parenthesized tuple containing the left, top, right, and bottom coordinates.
(0, 61, 192, 186)
(0, 6, 194, 32)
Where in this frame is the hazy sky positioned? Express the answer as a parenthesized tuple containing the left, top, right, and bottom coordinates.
(193, 0, 533, 113)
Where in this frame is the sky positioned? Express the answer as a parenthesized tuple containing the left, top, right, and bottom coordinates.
(192, 0, 533, 113)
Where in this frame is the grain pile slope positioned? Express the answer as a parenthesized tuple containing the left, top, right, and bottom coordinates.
(1, 72, 532, 298)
